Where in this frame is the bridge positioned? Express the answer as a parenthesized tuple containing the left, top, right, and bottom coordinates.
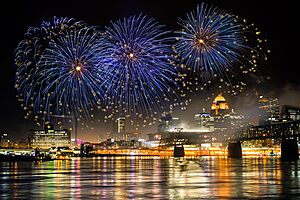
(228, 120, 300, 160)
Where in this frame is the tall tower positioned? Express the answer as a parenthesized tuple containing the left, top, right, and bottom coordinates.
(115, 117, 125, 140)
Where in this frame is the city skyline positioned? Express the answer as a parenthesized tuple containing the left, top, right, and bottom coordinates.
(1, 0, 299, 142)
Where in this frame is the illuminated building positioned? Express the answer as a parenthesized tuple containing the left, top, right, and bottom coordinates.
(210, 95, 245, 140)
(28, 124, 71, 149)
(211, 94, 229, 116)
(157, 113, 180, 132)
(280, 105, 300, 121)
(258, 96, 280, 125)
(148, 133, 162, 141)
(211, 95, 229, 132)
(194, 112, 214, 131)
(0, 133, 10, 148)
(114, 117, 125, 140)
(123, 132, 141, 141)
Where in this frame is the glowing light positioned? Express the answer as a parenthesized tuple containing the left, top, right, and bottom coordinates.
(75, 65, 81, 71)
(198, 39, 205, 45)
(129, 53, 134, 58)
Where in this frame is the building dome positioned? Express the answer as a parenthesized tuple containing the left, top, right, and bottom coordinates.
(211, 94, 229, 116)
(214, 95, 226, 102)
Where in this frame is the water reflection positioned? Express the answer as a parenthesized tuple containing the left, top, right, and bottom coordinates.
(1, 156, 300, 199)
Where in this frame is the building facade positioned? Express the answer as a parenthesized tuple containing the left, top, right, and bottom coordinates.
(28, 124, 71, 149)
(0, 133, 10, 148)
(258, 96, 280, 125)
(194, 112, 214, 131)
(280, 105, 300, 121)
(211, 95, 229, 116)
(210, 95, 245, 141)
(157, 114, 180, 132)
(113, 117, 125, 140)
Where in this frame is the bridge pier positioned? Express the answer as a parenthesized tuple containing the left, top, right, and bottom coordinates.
(281, 138, 299, 161)
(174, 145, 185, 157)
(228, 141, 242, 158)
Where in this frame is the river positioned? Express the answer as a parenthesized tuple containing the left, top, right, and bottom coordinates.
(1, 156, 300, 199)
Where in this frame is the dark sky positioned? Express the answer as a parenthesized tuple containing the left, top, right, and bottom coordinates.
(0, 0, 299, 142)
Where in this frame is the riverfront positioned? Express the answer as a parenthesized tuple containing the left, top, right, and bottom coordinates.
(1, 156, 299, 199)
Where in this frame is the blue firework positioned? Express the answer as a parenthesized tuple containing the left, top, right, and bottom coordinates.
(36, 28, 107, 118)
(174, 3, 269, 99)
(101, 14, 183, 118)
(174, 3, 253, 80)
(15, 17, 105, 120)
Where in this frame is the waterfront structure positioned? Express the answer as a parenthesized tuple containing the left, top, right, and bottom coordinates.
(158, 128, 213, 146)
(28, 124, 71, 149)
(258, 96, 280, 125)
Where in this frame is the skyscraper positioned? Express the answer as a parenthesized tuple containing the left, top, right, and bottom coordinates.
(114, 117, 125, 140)
(210, 95, 245, 140)
(258, 96, 280, 125)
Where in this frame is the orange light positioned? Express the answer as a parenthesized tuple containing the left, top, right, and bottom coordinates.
(198, 39, 205, 44)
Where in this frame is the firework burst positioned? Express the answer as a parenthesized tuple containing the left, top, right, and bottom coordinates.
(174, 3, 269, 99)
(15, 17, 106, 123)
(175, 3, 267, 80)
(101, 14, 186, 120)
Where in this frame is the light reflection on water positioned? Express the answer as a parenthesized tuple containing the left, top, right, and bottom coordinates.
(1, 156, 300, 199)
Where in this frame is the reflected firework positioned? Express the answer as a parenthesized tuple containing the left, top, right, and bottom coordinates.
(101, 14, 186, 121)
(14, 17, 106, 124)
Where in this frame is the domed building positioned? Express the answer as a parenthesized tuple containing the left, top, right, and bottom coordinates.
(210, 95, 245, 141)
(211, 94, 229, 116)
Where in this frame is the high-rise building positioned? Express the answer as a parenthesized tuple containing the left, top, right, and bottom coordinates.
(210, 95, 245, 140)
(194, 113, 214, 131)
(258, 96, 280, 125)
(280, 105, 300, 121)
(114, 117, 125, 140)
(157, 114, 179, 132)
(28, 124, 71, 149)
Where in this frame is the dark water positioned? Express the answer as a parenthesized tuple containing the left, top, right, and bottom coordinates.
(1, 156, 300, 199)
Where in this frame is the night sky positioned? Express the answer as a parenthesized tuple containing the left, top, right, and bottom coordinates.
(1, 0, 299, 142)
